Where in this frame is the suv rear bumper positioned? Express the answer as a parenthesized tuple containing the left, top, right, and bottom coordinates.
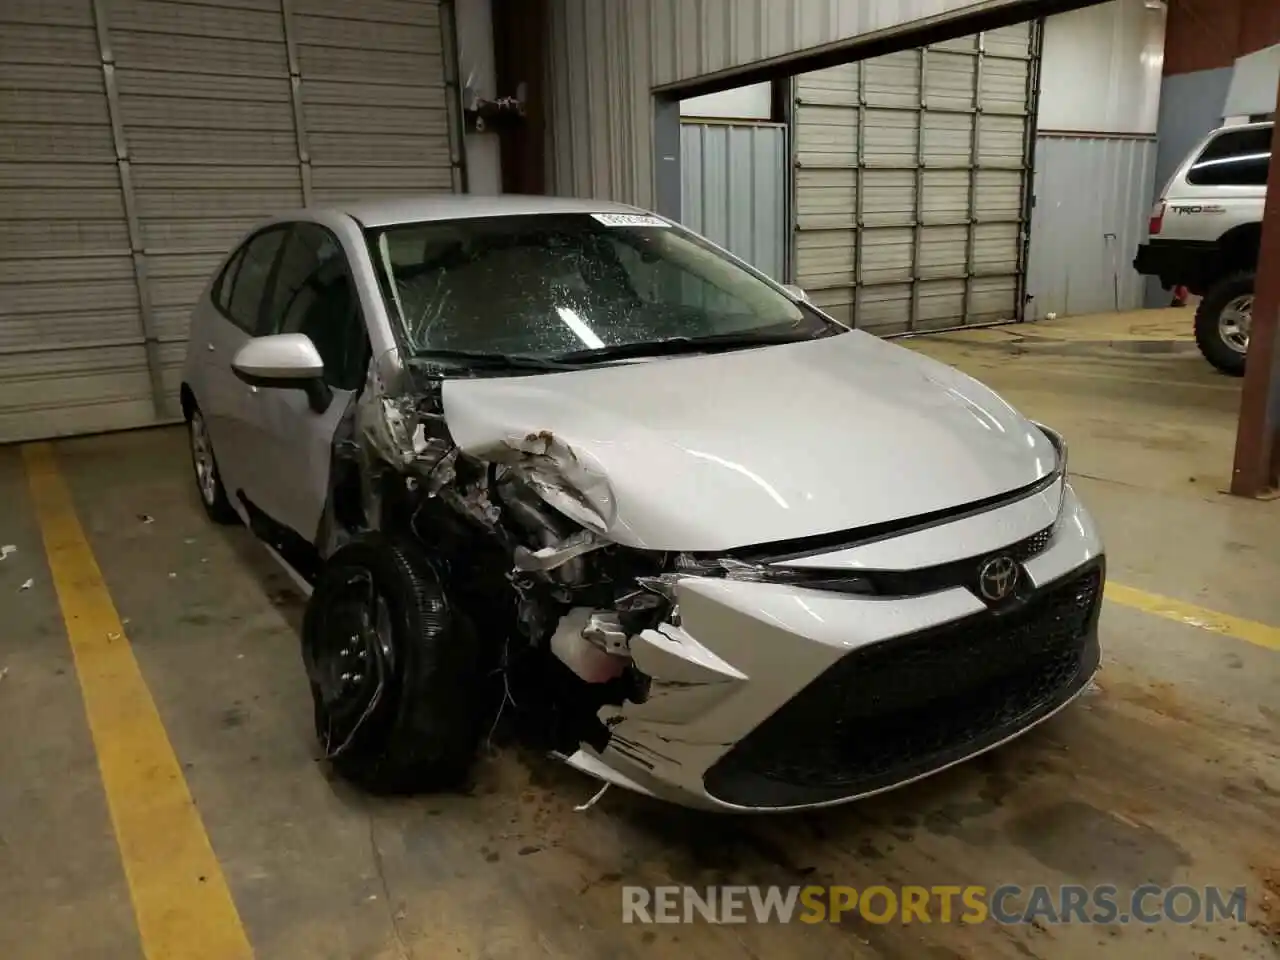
(1133, 239, 1218, 291)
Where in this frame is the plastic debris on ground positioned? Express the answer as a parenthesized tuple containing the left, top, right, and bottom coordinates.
(573, 782, 610, 812)
(18, 578, 33, 592)
(0, 544, 16, 561)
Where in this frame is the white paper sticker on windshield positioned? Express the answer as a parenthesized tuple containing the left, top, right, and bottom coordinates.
(591, 213, 671, 228)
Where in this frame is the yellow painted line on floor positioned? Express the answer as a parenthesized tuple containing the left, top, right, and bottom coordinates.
(1106, 581, 1280, 653)
(22, 442, 254, 960)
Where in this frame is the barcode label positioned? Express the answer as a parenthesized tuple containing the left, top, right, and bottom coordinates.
(591, 213, 671, 228)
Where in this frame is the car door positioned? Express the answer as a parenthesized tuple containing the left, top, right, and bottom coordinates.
(199, 225, 289, 511)
(241, 221, 371, 550)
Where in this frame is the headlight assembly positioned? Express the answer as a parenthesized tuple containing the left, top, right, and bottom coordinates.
(637, 554, 876, 599)
(1033, 421, 1070, 519)
(515, 463, 615, 534)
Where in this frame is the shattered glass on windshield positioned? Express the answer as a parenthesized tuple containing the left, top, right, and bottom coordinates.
(364, 213, 837, 365)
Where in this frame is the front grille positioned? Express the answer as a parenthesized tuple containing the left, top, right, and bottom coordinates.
(703, 562, 1104, 809)
(860, 524, 1055, 598)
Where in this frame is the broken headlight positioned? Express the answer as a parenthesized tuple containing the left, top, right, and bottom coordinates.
(515, 464, 615, 535)
(638, 554, 876, 599)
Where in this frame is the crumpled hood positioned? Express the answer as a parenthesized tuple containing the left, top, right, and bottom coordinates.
(440, 331, 1058, 552)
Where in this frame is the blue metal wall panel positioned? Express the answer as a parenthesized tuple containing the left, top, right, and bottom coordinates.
(1026, 134, 1157, 320)
(680, 121, 788, 282)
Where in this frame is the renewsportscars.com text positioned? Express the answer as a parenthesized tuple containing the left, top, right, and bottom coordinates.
(621, 884, 1248, 926)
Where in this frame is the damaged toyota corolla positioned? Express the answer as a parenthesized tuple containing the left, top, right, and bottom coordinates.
(180, 196, 1104, 812)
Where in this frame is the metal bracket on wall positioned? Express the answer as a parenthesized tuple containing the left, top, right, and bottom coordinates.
(786, 76, 799, 285)
(1014, 18, 1046, 323)
(438, 0, 470, 194)
(910, 47, 929, 333)
(961, 31, 986, 329)
(90, 0, 169, 421)
(854, 59, 868, 330)
(279, 0, 313, 205)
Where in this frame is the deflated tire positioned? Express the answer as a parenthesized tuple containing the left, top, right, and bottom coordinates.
(302, 532, 488, 794)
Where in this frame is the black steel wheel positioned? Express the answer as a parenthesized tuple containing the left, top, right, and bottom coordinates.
(302, 533, 489, 794)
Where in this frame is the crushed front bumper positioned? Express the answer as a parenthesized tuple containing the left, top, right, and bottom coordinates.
(563, 483, 1105, 811)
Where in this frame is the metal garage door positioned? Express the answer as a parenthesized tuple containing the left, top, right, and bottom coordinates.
(792, 23, 1040, 335)
(0, 0, 462, 444)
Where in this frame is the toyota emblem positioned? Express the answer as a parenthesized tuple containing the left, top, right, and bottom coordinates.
(977, 555, 1019, 602)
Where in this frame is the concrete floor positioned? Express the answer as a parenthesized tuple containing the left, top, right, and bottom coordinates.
(2, 308, 1279, 959)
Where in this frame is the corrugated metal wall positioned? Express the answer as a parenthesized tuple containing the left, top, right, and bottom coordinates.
(544, 0, 1033, 208)
(647, 0, 1015, 87)
(1028, 1, 1163, 317)
(0, 0, 155, 441)
(680, 122, 788, 281)
(1026, 135, 1157, 319)
(791, 23, 1038, 334)
(0, 0, 462, 443)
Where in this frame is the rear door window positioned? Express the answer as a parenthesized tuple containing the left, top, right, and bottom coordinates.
(1186, 127, 1272, 187)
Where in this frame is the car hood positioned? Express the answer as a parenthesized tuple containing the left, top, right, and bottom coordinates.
(440, 331, 1058, 552)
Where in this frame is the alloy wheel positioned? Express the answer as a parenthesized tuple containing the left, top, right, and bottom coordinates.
(190, 411, 218, 506)
(1218, 294, 1252, 354)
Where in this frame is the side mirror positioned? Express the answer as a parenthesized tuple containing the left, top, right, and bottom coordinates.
(782, 283, 813, 304)
(231, 334, 332, 413)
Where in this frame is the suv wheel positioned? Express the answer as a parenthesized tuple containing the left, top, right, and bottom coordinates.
(189, 407, 238, 523)
(1194, 272, 1253, 377)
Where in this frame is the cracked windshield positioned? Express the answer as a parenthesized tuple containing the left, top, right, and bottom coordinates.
(365, 212, 839, 364)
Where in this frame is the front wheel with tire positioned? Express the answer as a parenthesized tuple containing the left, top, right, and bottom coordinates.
(188, 407, 238, 524)
(1194, 272, 1253, 377)
(302, 533, 490, 794)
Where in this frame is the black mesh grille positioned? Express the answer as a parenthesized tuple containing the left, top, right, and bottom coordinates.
(703, 562, 1104, 809)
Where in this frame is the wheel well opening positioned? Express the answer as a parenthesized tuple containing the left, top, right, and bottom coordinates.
(331, 458, 367, 531)
(1217, 223, 1261, 276)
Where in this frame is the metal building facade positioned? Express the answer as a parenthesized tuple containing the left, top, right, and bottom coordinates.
(0, 0, 462, 443)
(680, 122, 789, 282)
(1026, 134, 1158, 319)
(791, 23, 1039, 333)
(1027, 0, 1163, 317)
(543, 0, 1041, 208)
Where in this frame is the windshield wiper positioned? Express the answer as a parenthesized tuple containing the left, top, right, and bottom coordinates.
(553, 329, 835, 365)
(409, 349, 574, 372)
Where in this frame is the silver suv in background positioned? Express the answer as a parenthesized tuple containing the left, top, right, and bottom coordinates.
(1133, 120, 1271, 375)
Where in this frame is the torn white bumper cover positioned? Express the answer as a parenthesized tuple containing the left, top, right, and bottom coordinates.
(558, 485, 1103, 811)
(352, 332, 1104, 812)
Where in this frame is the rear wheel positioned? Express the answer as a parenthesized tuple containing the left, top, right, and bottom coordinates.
(302, 533, 490, 794)
(1194, 272, 1253, 376)
(188, 406, 238, 523)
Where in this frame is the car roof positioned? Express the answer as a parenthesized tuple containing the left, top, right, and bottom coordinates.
(330, 194, 651, 227)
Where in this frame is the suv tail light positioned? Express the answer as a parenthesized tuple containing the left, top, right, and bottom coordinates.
(1149, 200, 1166, 235)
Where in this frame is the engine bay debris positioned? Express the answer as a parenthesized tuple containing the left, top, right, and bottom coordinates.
(321, 360, 687, 764)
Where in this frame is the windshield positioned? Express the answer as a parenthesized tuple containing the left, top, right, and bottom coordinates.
(364, 213, 840, 364)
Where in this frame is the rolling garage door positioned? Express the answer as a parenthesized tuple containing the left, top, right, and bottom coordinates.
(0, 0, 462, 443)
(792, 23, 1040, 335)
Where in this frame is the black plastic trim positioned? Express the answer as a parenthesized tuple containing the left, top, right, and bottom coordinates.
(718, 470, 1060, 564)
